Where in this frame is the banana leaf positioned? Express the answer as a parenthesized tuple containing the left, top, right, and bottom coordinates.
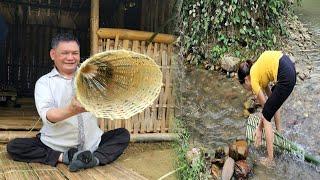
(246, 114, 319, 166)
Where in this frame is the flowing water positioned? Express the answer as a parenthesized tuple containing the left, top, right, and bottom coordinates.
(177, 1, 320, 179)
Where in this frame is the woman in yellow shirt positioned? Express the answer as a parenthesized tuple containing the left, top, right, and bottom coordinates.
(238, 51, 296, 166)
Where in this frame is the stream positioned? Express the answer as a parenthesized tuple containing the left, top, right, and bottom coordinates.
(177, 0, 320, 179)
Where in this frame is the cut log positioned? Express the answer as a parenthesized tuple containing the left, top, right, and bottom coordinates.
(221, 157, 235, 180)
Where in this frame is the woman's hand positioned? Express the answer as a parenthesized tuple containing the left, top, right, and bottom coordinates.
(254, 126, 263, 147)
(254, 113, 264, 147)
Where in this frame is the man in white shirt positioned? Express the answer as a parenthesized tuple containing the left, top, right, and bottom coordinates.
(7, 33, 130, 172)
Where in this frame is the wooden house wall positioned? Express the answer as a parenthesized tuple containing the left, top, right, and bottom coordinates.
(0, 0, 176, 98)
(0, 24, 89, 97)
(99, 0, 175, 34)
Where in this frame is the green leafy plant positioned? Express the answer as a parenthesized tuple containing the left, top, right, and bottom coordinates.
(174, 118, 209, 180)
(178, 0, 300, 66)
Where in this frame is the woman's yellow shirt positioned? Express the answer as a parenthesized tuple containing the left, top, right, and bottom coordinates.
(250, 51, 283, 95)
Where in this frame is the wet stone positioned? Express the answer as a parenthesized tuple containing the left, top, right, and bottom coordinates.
(229, 140, 248, 161)
(211, 164, 221, 179)
(212, 147, 226, 167)
(234, 160, 252, 179)
(221, 157, 235, 180)
(289, 55, 296, 64)
(298, 73, 306, 80)
(220, 55, 240, 72)
(307, 65, 312, 70)
(186, 53, 193, 61)
(224, 146, 229, 157)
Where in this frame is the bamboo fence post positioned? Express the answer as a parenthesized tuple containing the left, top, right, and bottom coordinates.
(106, 39, 110, 50)
(158, 44, 165, 132)
(146, 43, 155, 132)
(98, 38, 103, 52)
(114, 35, 119, 49)
(160, 44, 168, 133)
(90, 0, 103, 131)
(167, 44, 174, 132)
(90, 0, 99, 55)
(140, 40, 151, 133)
(151, 43, 161, 132)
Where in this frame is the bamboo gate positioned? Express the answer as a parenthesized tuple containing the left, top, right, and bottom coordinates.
(90, 0, 176, 138)
(96, 28, 176, 135)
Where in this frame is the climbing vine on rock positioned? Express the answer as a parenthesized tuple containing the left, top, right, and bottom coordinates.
(178, 0, 301, 66)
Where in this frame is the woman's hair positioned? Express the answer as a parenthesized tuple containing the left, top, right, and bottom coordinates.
(237, 60, 253, 84)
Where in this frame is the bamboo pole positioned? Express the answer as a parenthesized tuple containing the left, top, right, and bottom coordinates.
(130, 133, 177, 142)
(97, 28, 176, 44)
(90, 0, 99, 55)
(0, 131, 177, 143)
(90, 0, 102, 130)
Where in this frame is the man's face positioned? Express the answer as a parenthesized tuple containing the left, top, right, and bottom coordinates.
(50, 41, 80, 76)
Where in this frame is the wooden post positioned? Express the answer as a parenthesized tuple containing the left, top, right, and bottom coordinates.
(90, 0, 99, 55)
(90, 0, 103, 130)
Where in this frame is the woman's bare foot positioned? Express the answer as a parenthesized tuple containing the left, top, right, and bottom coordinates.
(276, 128, 284, 134)
(259, 157, 275, 167)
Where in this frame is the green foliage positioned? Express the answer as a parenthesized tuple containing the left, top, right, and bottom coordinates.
(178, 0, 300, 65)
(174, 118, 209, 180)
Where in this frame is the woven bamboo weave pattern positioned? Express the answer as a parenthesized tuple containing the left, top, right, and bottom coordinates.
(246, 114, 320, 165)
(246, 114, 305, 156)
(75, 50, 163, 120)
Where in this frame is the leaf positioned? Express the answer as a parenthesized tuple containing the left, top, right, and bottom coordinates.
(240, 28, 245, 35)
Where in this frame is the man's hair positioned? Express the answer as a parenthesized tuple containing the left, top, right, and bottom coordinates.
(51, 33, 80, 49)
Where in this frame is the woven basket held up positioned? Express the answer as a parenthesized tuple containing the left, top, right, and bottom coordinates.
(75, 50, 163, 120)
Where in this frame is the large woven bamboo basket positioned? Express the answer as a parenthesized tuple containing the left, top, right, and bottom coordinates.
(75, 49, 163, 120)
(246, 114, 320, 166)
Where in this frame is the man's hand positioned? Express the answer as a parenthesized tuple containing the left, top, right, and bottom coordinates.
(46, 97, 87, 123)
(68, 97, 87, 114)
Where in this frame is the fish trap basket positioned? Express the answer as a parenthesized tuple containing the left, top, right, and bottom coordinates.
(246, 114, 320, 166)
(246, 114, 305, 156)
(75, 50, 163, 120)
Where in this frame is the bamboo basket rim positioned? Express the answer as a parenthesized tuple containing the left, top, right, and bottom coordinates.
(74, 49, 163, 120)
